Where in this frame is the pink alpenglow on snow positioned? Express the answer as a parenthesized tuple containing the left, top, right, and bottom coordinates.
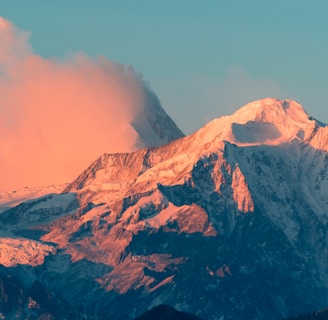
(0, 17, 183, 191)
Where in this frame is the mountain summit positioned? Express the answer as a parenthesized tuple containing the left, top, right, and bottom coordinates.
(1, 98, 328, 320)
(233, 98, 309, 125)
(196, 98, 325, 148)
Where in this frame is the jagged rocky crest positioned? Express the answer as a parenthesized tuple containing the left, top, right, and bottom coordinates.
(1, 98, 328, 319)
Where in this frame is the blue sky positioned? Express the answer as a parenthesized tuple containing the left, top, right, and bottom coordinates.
(1, 1, 328, 134)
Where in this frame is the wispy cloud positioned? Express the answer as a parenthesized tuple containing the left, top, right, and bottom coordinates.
(201, 67, 287, 121)
(160, 67, 287, 134)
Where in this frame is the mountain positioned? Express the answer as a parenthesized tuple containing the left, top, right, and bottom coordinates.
(1, 98, 328, 319)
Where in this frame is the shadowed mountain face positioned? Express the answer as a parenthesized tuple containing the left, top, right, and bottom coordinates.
(0, 271, 82, 319)
(1, 98, 328, 319)
(285, 308, 328, 320)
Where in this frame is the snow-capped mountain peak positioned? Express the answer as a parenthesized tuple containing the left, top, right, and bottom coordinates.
(231, 98, 309, 125)
(194, 98, 325, 150)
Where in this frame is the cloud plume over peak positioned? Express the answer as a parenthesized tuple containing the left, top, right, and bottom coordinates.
(0, 17, 182, 191)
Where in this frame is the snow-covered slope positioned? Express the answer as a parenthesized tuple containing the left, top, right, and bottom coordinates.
(1, 98, 328, 320)
(0, 184, 68, 212)
(0, 237, 56, 267)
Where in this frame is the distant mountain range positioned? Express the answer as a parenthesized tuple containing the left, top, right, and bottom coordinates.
(1, 98, 328, 319)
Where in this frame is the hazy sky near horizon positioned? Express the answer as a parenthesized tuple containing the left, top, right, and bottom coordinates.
(1, 1, 328, 134)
